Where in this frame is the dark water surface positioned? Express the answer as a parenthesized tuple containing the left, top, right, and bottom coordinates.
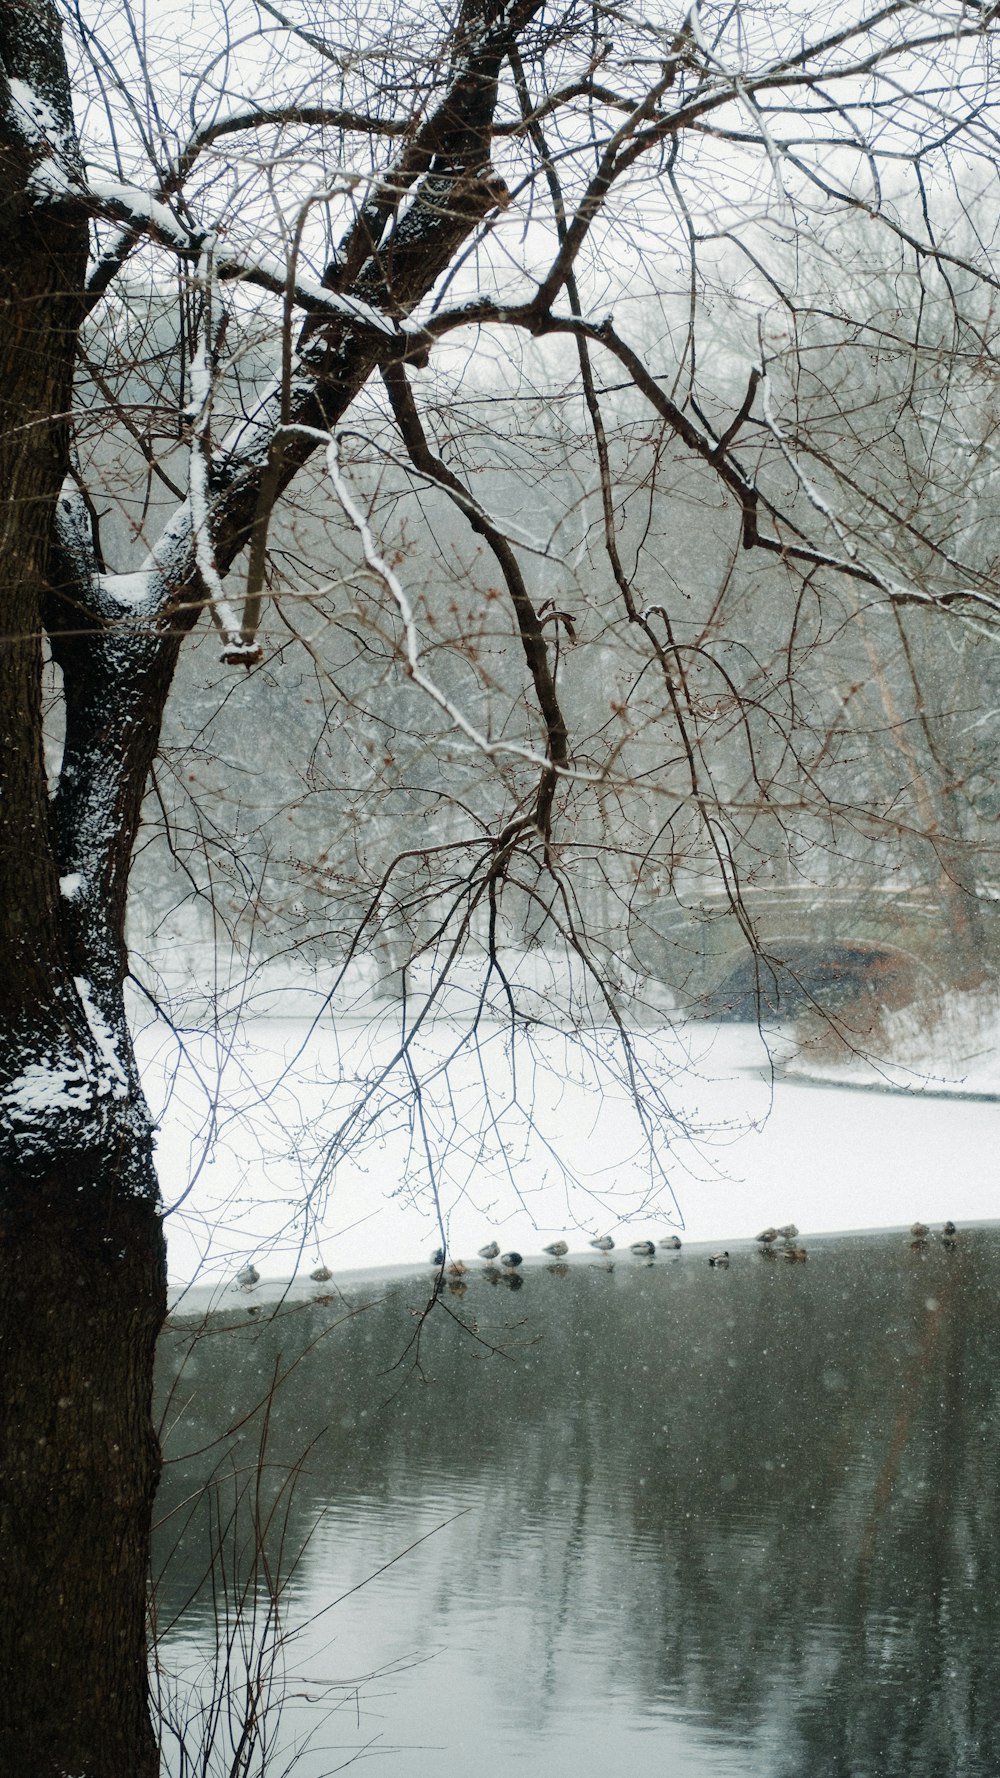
(154, 1231, 1000, 1775)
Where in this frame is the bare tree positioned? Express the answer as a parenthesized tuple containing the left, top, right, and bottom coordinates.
(4, 0, 1000, 1769)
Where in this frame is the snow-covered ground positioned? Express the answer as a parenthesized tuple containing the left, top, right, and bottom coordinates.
(134, 985, 1000, 1295)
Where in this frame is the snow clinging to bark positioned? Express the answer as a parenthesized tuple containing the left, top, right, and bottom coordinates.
(3, 1058, 94, 1119)
(74, 976, 129, 1096)
(9, 74, 83, 200)
(96, 571, 163, 618)
(1, 984, 131, 1160)
(7, 76, 72, 157)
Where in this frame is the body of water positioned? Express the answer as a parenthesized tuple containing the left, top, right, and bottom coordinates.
(154, 1229, 1000, 1775)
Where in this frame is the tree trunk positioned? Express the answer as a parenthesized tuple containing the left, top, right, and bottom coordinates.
(0, 1146, 166, 1778)
(2, 11, 168, 1774)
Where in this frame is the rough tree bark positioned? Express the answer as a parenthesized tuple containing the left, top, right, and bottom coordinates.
(0, 6, 165, 1774)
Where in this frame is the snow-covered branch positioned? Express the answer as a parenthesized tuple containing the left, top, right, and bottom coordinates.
(322, 430, 562, 775)
(186, 246, 261, 664)
(65, 176, 421, 346)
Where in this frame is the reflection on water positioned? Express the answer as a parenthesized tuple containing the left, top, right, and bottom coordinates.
(154, 1232, 1000, 1775)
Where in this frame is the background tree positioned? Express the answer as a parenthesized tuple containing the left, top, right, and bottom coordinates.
(4, 0, 1000, 1771)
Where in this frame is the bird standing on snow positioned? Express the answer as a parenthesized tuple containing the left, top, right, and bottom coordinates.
(478, 1241, 500, 1260)
(544, 1240, 569, 1257)
(630, 1240, 656, 1258)
(499, 1251, 523, 1269)
(236, 1263, 260, 1289)
(590, 1235, 615, 1252)
(659, 1234, 682, 1250)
